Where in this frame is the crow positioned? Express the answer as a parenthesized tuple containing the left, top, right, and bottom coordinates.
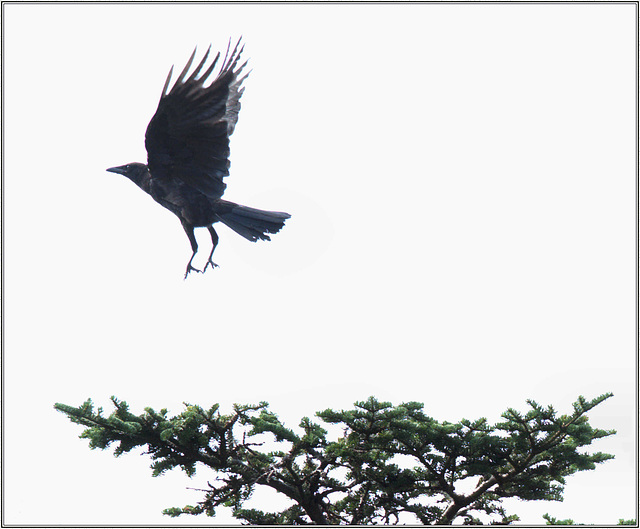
(107, 39, 290, 278)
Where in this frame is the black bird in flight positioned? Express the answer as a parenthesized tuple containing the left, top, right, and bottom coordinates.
(107, 40, 290, 278)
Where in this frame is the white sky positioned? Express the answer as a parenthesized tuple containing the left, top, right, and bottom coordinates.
(3, 2, 637, 525)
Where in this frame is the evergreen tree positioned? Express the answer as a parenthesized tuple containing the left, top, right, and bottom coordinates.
(55, 393, 615, 525)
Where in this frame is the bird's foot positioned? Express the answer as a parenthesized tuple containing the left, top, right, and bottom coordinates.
(203, 260, 219, 273)
(184, 263, 202, 279)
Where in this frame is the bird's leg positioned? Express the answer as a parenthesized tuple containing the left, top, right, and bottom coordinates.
(184, 251, 201, 279)
(203, 226, 220, 272)
(182, 221, 202, 279)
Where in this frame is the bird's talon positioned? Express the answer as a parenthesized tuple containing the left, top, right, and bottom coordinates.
(184, 265, 202, 279)
(203, 261, 219, 272)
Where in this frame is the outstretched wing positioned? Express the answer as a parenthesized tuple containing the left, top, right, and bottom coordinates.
(145, 39, 249, 199)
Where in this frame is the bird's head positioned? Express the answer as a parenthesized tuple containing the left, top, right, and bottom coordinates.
(106, 162, 149, 185)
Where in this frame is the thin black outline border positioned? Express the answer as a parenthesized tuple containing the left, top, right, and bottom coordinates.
(1, 1, 638, 527)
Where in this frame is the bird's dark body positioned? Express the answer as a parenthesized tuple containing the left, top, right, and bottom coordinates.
(107, 39, 290, 277)
(150, 173, 220, 227)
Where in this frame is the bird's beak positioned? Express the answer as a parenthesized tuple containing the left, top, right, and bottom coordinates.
(106, 165, 127, 175)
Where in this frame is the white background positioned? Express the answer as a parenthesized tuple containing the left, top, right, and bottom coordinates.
(3, 3, 637, 525)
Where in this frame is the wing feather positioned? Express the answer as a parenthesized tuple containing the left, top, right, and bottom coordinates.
(172, 47, 198, 92)
(145, 38, 249, 199)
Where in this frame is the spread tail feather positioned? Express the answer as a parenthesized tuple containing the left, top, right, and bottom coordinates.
(216, 200, 290, 242)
